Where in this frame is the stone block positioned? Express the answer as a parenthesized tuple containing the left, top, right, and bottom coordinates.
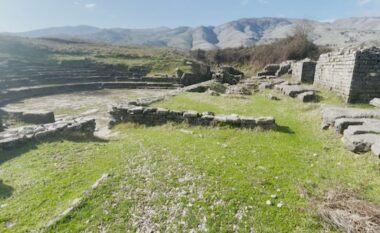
(370, 98, 380, 108)
(21, 111, 55, 124)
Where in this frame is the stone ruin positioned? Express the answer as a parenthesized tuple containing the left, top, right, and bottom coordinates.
(321, 104, 380, 157)
(177, 61, 212, 86)
(0, 113, 3, 132)
(0, 117, 96, 150)
(109, 105, 276, 130)
(0, 60, 181, 106)
(257, 61, 292, 79)
(212, 66, 244, 85)
(291, 58, 317, 84)
(314, 47, 380, 103)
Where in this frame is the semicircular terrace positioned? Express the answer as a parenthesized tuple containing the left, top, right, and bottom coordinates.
(0, 60, 181, 106)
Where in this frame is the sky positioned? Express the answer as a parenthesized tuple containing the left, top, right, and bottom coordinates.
(0, 0, 380, 32)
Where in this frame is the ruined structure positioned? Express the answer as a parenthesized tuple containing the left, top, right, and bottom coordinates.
(0, 113, 3, 132)
(179, 61, 212, 86)
(292, 59, 317, 83)
(314, 47, 380, 103)
(0, 60, 181, 105)
(321, 105, 380, 157)
(109, 105, 276, 130)
(0, 117, 96, 150)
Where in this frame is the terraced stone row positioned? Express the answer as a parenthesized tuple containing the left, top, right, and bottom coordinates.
(0, 117, 96, 150)
(321, 105, 380, 157)
(109, 105, 276, 130)
(0, 82, 180, 106)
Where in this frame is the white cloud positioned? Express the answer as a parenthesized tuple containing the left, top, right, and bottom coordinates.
(84, 3, 96, 9)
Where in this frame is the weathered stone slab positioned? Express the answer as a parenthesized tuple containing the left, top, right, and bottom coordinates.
(320, 105, 380, 128)
(371, 143, 380, 157)
(370, 98, 380, 108)
(21, 111, 55, 124)
(297, 91, 316, 103)
(334, 118, 366, 134)
(342, 133, 380, 153)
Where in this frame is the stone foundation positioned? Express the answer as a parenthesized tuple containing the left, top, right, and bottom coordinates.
(0, 117, 96, 150)
(109, 105, 276, 130)
(321, 105, 380, 157)
(292, 59, 316, 83)
(314, 47, 380, 103)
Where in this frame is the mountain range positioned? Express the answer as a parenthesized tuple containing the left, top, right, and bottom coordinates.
(10, 17, 380, 50)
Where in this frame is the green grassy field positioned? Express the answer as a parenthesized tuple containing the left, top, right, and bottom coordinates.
(1, 90, 379, 232)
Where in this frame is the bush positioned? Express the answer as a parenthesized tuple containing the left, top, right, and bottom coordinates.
(191, 32, 330, 69)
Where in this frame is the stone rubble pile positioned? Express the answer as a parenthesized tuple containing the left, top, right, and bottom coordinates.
(0, 117, 96, 150)
(109, 105, 276, 130)
(321, 105, 380, 157)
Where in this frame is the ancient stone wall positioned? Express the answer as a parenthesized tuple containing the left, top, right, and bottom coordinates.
(292, 59, 316, 83)
(350, 48, 380, 102)
(109, 105, 276, 130)
(0, 117, 96, 150)
(314, 47, 380, 103)
(0, 113, 3, 132)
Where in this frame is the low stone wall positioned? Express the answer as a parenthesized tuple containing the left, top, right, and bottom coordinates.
(292, 59, 316, 83)
(109, 105, 276, 130)
(0, 117, 96, 150)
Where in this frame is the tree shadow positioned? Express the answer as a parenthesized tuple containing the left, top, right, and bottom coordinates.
(0, 179, 13, 199)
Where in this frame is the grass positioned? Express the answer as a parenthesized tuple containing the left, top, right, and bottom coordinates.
(0, 35, 191, 75)
(1, 90, 379, 232)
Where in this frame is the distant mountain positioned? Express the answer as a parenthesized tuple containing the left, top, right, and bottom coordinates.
(13, 17, 380, 50)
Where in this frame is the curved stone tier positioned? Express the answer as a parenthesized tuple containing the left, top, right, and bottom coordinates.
(0, 82, 181, 106)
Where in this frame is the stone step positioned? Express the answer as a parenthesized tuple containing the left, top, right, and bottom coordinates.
(0, 82, 181, 106)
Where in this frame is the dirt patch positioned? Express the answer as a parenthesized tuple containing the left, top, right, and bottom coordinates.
(317, 187, 380, 233)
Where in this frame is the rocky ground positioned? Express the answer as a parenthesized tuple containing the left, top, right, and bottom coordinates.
(3, 89, 169, 139)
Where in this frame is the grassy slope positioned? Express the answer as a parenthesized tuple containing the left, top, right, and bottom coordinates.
(0, 36, 190, 75)
(0, 90, 379, 232)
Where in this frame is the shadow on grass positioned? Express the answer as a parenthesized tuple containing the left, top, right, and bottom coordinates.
(0, 179, 13, 199)
(0, 133, 109, 167)
(277, 125, 295, 134)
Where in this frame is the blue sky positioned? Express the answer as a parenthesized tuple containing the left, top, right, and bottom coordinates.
(0, 0, 380, 32)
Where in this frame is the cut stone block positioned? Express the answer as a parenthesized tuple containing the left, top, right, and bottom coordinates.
(370, 98, 380, 108)
(21, 111, 55, 124)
